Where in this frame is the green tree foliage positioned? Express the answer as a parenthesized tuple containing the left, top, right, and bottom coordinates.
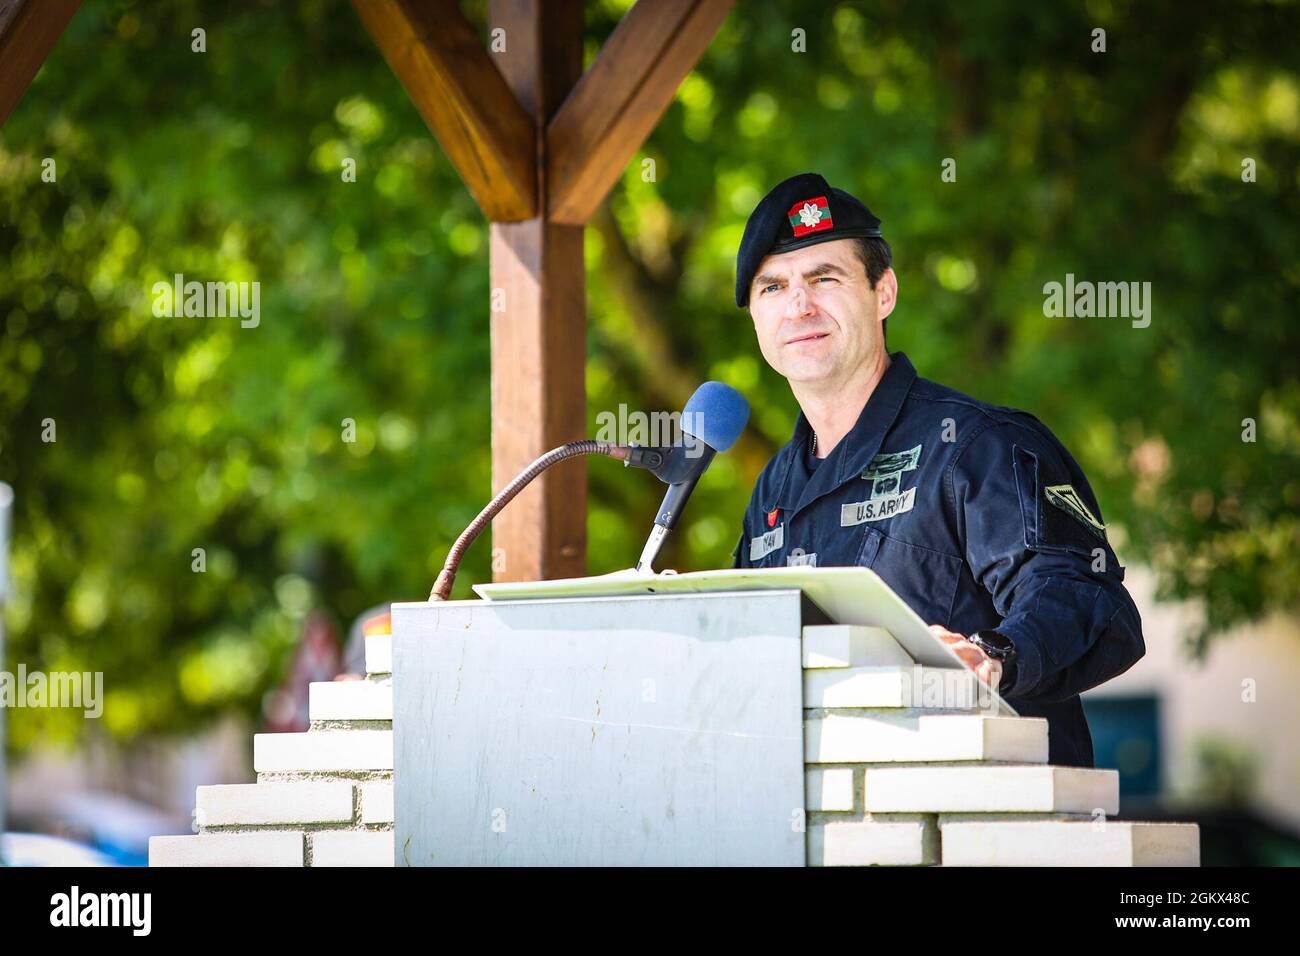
(1, 0, 1296, 749)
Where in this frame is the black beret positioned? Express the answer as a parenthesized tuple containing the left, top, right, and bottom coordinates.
(735, 172, 883, 307)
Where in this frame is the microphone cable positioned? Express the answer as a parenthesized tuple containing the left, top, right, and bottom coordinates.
(429, 440, 631, 601)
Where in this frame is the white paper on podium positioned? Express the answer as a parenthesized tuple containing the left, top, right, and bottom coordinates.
(475, 565, 1016, 717)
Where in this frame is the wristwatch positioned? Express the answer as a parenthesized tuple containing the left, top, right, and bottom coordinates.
(969, 630, 1018, 694)
(968, 629, 1018, 664)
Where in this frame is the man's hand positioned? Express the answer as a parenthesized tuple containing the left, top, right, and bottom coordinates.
(928, 624, 1002, 689)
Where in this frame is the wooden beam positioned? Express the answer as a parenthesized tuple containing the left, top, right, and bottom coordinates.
(488, 0, 582, 123)
(487, 0, 587, 583)
(546, 0, 733, 226)
(0, 0, 81, 128)
(350, 0, 537, 221)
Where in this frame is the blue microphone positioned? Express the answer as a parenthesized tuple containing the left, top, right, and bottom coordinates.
(632, 382, 749, 572)
(683, 381, 750, 451)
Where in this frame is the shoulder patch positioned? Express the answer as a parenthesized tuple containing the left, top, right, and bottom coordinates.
(1044, 484, 1107, 539)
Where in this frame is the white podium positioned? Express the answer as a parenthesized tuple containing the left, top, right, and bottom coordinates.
(390, 567, 1199, 866)
(392, 587, 807, 865)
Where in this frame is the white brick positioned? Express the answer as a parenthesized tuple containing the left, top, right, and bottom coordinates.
(804, 665, 988, 710)
(366, 633, 392, 675)
(938, 811, 1094, 824)
(149, 832, 304, 867)
(254, 730, 393, 773)
(940, 821, 1200, 866)
(808, 820, 937, 866)
(805, 767, 856, 812)
(195, 782, 354, 827)
(806, 712, 1048, 764)
(312, 829, 394, 867)
(309, 679, 393, 721)
(360, 781, 394, 824)
(803, 625, 912, 669)
(864, 765, 1118, 815)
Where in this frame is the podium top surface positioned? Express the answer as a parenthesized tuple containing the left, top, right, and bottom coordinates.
(454, 566, 996, 685)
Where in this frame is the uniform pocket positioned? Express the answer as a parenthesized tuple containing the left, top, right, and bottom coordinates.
(856, 527, 961, 623)
(855, 526, 883, 566)
(1012, 444, 1099, 560)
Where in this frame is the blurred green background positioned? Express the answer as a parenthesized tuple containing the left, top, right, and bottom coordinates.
(0, 0, 1297, 754)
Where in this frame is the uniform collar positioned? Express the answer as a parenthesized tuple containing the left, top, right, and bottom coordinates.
(768, 351, 919, 517)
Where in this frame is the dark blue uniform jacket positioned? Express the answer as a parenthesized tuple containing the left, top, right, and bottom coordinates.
(733, 351, 1145, 767)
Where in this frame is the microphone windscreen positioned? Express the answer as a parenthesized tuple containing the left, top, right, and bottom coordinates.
(681, 381, 750, 452)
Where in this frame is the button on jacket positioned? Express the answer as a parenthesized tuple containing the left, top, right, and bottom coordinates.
(732, 351, 1145, 767)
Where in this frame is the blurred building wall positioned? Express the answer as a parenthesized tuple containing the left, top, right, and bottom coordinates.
(1086, 566, 1300, 831)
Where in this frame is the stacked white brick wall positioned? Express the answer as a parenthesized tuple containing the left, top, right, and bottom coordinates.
(150, 623, 1199, 866)
(148, 633, 395, 867)
(802, 624, 1199, 866)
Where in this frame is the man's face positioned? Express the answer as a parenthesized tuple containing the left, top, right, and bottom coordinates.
(747, 238, 896, 388)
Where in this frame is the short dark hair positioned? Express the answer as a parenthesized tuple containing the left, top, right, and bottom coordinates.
(851, 236, 893, 341)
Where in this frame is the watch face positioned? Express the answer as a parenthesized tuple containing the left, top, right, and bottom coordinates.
(986, 631, 1012, 650)
(976, 631, 1014, 657)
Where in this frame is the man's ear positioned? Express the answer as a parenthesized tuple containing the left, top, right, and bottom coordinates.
(875, 267, 899, 321)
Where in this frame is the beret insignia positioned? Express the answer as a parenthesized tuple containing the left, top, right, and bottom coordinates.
(788, 196, 833, 237)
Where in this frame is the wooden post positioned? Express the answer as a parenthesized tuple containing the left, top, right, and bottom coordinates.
(0, 0, 82, 127)
(486, 0, 586, 582)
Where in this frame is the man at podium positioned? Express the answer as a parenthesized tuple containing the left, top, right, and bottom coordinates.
(731, 172, 1145, 769)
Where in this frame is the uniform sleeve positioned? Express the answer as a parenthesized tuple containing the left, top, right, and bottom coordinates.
(950, 422, 1145, 702)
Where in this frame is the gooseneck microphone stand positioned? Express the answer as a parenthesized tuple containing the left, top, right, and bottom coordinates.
(430, 440, 659, 601)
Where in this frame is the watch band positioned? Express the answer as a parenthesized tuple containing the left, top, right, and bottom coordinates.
(997, 656, 1019, 694)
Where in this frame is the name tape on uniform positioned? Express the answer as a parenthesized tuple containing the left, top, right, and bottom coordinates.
(841, 487, 916, 525)
(749, 523, 784, 561)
